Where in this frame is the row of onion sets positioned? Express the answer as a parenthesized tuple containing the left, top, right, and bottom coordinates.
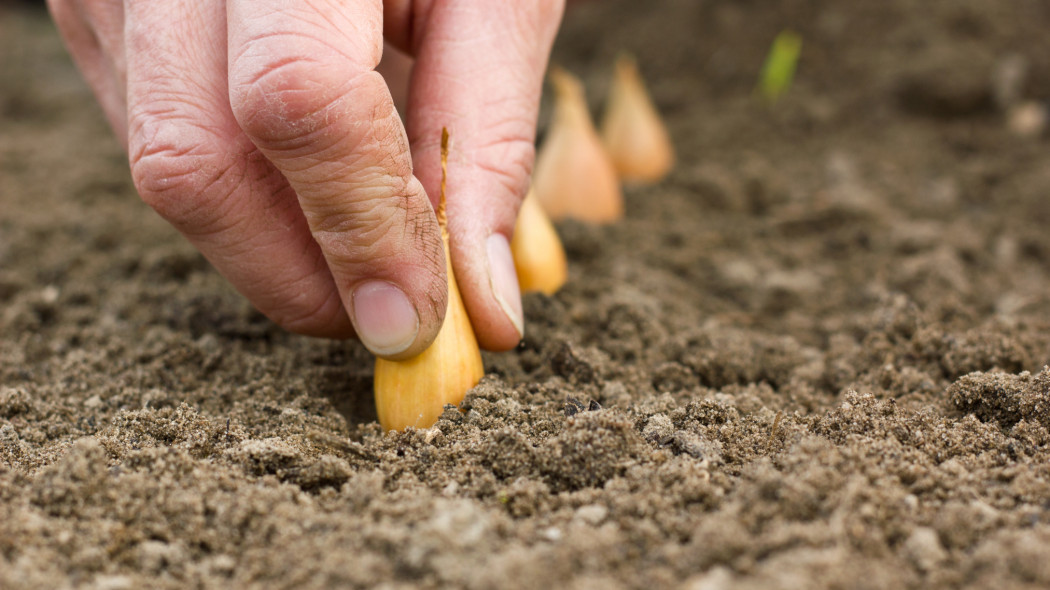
(374, 56, 675, 432)
(514, 55, 676, 296)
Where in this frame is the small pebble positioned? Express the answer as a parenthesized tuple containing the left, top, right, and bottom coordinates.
(540, 527, 562, 542)
(1007, 101, 1047, 138)
(575, 504, 609, 526)
(903, 527, 947, 572)
(683, 566, 734, 590)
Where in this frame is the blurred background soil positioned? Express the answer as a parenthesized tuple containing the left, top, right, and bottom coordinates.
(5, 0, 1050, 588)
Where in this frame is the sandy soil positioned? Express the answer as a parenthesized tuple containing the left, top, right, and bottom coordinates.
(5, 1, 1050, 588)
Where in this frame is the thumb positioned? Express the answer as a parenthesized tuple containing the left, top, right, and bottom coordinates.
(403, 0, 565, 350)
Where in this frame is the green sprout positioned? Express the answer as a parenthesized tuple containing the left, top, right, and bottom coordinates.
(757, 30, 802, 105)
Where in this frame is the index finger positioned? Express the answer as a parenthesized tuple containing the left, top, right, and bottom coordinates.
(226, 0, 448, 360)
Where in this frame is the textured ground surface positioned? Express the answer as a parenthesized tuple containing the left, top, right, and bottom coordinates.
(5, 1, 1050, 588)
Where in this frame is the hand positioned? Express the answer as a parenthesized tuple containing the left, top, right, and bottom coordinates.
(48, 0, 564, 359)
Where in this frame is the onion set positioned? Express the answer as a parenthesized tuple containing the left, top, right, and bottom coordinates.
(511, 189, 568, 295)
(373, 129, 484, 431)
(532, 67, 624, 224)
(601, 54, 675, 183)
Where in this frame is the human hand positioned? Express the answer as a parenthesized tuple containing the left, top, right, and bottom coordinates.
(48, 0, 564, 359)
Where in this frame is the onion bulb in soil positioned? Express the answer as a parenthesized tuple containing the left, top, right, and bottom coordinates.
(373, 129, 484, 431)
(533, 66, 623, 224)
(601, 54, 675, 183)
(511, 189, 568, 295)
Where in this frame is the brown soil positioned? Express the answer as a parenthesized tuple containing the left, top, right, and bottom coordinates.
(5, 1, 1050, 588)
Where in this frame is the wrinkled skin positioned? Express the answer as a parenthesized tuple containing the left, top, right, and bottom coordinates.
(48, 0, 564, 359)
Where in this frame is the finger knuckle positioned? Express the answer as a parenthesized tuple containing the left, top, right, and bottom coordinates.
(128, 117, 241, 232)
(477, 132, 534, 196)
(310, 194, 404, 257)
(308, 184, 436, 273)
(229, 50, 365, 147)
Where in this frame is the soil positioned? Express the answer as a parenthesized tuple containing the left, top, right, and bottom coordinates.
(5, 1, 1050, 588)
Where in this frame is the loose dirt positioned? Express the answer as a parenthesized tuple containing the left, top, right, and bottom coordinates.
(4, 1, 1050, 588)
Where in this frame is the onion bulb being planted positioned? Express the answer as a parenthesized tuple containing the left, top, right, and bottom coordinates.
(601, 54, 675, 183)
(374, 129, 484, 431)
(511, 190, 568, 295)
(533, 67, 623, 224)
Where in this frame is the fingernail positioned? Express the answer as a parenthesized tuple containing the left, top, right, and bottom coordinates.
(487, 233, 524, 339)
(351, 281, 419, 357)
